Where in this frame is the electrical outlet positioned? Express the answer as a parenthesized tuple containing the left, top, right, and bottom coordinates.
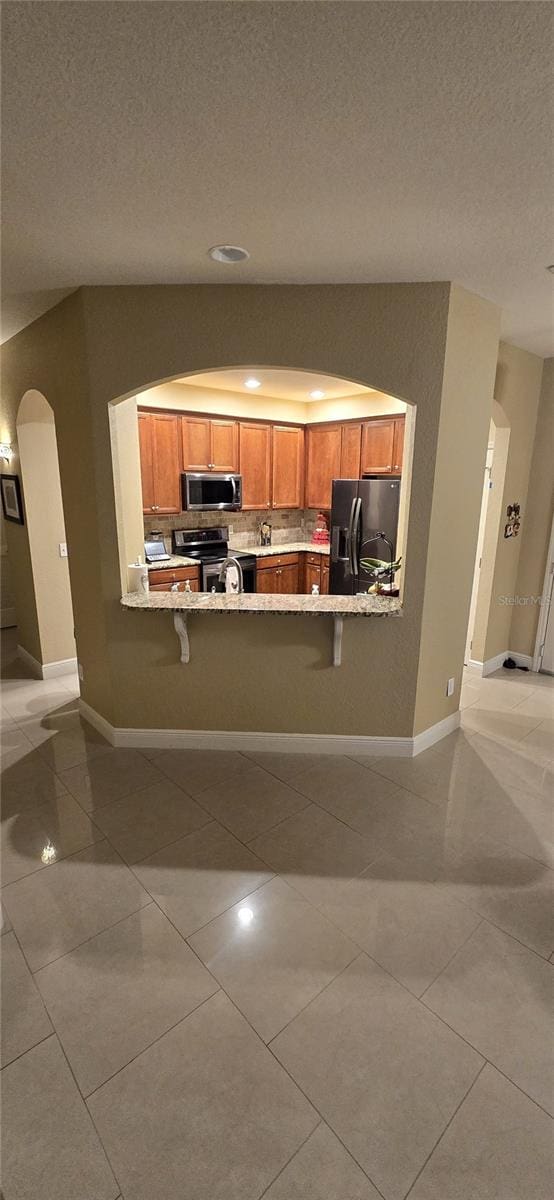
(78, 662, 84, 682)
(446, 677, 455, 697)
(59, 542, 68, 558)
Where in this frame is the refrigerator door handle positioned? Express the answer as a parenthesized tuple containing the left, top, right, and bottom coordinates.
(351, 497, 362, 578)
(331, 525, 341, 562)
(347, 497, 357, 576)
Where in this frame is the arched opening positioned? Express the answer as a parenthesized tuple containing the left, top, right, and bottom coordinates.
(16, 390, 76, 675)
(109, 365, 416, 601)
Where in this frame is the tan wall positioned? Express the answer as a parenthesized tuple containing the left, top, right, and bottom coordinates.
(0, 293, 114, 709)
(1, 282, 499, 737)
(17, 392, 76, 665)
(140, 380, 406, 424)
(510, 357, 554, 656)
(477, 343, 544, 662)
(413, 286, 501, 734)
(0, 515, 17, 627)
(471, 407, 510, 663)
(109, 397, 145, 592)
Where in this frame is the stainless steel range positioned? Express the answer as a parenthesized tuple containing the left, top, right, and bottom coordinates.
(170, 527, 256, 593)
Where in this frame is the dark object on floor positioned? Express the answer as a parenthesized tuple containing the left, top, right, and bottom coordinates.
(503, 658, 517, 669)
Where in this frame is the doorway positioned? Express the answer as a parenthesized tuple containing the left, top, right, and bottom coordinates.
(533, 513, 554, 674)
(16, 390, 76, 675)
(465, 427, 495, 664)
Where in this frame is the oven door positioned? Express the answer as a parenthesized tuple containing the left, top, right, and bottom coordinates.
(202, 558, 256, 594)
(183, 473, 242, 511)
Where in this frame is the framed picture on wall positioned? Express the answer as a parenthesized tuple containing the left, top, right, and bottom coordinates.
(1, 474, 24, 524)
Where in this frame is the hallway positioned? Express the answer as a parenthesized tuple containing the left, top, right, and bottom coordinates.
(1, 629, 552, 1200)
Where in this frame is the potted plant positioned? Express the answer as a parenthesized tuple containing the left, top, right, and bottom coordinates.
(360, 555, 402, 597)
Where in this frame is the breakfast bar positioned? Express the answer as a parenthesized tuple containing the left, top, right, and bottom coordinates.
(121, 590, 402, 666)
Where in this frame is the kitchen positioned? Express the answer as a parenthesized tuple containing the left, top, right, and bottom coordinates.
(135, 368, 411, 601)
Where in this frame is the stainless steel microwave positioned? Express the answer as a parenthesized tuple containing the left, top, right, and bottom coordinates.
(181, 472, 242, 512)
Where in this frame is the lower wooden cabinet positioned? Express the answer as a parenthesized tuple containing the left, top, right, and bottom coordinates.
(256, 554, 300, 594)
(148, 566, 200, 592)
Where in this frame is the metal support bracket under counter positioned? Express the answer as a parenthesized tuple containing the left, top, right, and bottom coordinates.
(121, 590, 401, 669)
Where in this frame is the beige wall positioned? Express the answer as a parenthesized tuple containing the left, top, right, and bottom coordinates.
(109, 397, 145, 592)
(1, 282, 500, 737)
(140, 380, 406, 424)
(510, 357, 554, 657)
(413, 286, 501, 734)
(16, 391, 76, 665)
(471, 405, 510, 663)
(0, 515, 17, 627)
(473, 343, 544, 663)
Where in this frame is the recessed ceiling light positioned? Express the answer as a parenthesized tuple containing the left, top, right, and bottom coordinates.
(547, 264, 554, 274)
(208, 244, 250, 263)
(310, 389, 326, 399)
(244, 377, 261, 389)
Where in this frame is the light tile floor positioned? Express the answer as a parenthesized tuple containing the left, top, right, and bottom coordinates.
(1, 628, 552, 1200)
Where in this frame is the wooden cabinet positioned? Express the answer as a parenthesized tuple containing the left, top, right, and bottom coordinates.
(181, 416, 238, 471)
(239, 422, 272, 510)
(302, 552, 330, 594)
(305, 425, 342, 509)
(256, 553, 300, 594)
(148, 565, 200, 592)
(340, 423, 362, 478)
(392, 417, 404, 474)
(139, 412, 181, 514)
(361, 416, 405, 475)
(272, 426, 304, 509)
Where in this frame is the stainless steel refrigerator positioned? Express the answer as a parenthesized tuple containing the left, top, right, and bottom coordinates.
(330, 477, 401, 595)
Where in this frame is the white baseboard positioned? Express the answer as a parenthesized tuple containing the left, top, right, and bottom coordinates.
(78, 700, 459, 758)
(412, 710, 461, 755)
(0, 606, 16, 628)
(469, 651, 534, 677)
(17, 644, 78, 681)
(79, 699, 116, 745)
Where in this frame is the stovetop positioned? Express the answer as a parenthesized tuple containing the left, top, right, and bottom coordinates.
(171, 527, 255, 563)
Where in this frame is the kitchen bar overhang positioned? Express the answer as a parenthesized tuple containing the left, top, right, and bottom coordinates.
(121, 590, 402, 667)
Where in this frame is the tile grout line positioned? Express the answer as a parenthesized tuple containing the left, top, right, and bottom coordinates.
(52, 1028, 125, 1198)
(256, 1119, 324, 1200)
(418, 919, 485, 1002)
(403, 1060, 488, 1200)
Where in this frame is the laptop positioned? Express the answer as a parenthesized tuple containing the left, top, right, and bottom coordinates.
(144, 538, 170, 563)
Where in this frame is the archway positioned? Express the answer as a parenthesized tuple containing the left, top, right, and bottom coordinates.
(16, 390, 76, 675)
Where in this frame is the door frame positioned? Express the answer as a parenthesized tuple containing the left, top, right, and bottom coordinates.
(465, 440, 494, 664)
(532, 511, 554, 672)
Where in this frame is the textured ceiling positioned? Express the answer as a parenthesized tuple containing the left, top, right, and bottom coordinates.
(2, 1, 552, 354)
(180, 369, 374, 402)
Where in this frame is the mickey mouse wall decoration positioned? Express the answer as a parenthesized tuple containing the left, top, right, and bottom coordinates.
(504, 502, 521, 539)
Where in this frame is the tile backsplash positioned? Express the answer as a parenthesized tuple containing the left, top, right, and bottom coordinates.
(144, 509, 319, 550)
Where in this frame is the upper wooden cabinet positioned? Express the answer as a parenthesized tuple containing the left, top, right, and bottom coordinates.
(305, 425, 342, 509)
(272, 426, 304, 509)
(361, 416, 405, 475)
(138, 412, 181, 514)
(181, 415, 238, 472)
(239, 422, 272, 510)
(340, 423, 362, 478)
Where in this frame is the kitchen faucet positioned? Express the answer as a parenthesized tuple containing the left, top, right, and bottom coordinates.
(218, 556, 244, 593)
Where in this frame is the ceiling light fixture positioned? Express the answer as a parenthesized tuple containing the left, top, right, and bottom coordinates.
(547, 265, 554, 275)
(310, 390, 326, 400)
(208, 244, 250, 264)
(244, 377, 261, 389)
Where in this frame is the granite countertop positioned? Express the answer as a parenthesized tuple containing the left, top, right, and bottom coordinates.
(231, 542, 330, 558)
(147, 555, 198, 570)
(121, 591, 401, 617)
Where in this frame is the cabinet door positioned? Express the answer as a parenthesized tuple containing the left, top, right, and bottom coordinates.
(152, 413, 181, 513)
(138, 413, 156, 513)
(239, 423, 272, 510)
(211, 420, 239, 471)
(256, 566, 278, 593)
(277, 564, 299, 593)
(340, 423, 362, 478)
(304, 560, 321, 594)
(149, 579, 200, 593)
(360, 418, 396, 475)
(320, 561, 330, 595)
(181, 417, 211, 470)
(305, 425, 342, 509)
(272, 426, 304, 509)
(392, 417, 405, 474)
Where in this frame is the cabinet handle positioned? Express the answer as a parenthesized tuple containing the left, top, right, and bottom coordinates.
(394, 464, 399, 470)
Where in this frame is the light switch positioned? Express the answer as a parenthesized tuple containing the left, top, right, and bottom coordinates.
(59, 542, 68, 558)
(446, 677, 455, 697)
